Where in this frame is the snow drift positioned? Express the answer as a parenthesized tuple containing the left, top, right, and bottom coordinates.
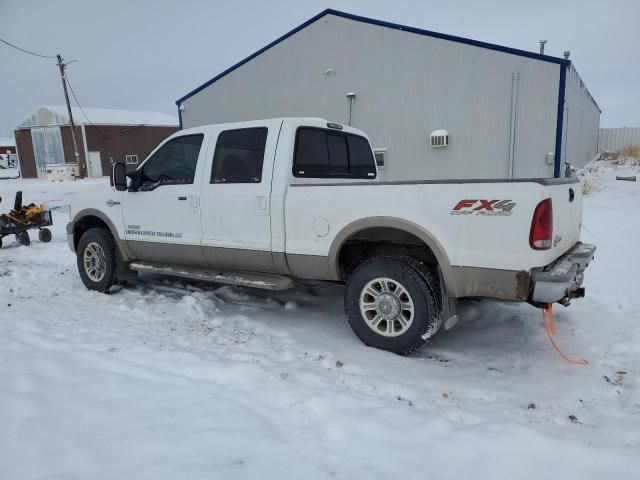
(0, 161, 638, 479)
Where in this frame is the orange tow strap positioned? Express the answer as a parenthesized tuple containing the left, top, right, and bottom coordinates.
(542, 304, 588, 365)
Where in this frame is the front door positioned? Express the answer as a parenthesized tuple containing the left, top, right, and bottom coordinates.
(122, 132, 207, 266)
(200, 122, 280, 272)
(88, 151, 103, 178)
(31, 126, 64, 179)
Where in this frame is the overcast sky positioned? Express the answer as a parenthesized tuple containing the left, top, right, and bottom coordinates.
(1, 0, 638, 136)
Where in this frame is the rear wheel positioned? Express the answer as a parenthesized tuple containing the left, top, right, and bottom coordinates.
(344, 256, 442, 355)
(76, 228, 118, 292)
(38, 228, 52, 243)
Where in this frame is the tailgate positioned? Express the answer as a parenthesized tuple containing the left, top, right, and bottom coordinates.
(541, 180, 582, 260)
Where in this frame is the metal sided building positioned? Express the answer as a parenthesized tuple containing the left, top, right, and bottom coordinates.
(176, 9, 600, 180)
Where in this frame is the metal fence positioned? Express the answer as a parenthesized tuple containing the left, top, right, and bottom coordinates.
(598, 127, 640, 152)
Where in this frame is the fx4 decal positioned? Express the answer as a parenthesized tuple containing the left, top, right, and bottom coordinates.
(450, 199, 516, 216)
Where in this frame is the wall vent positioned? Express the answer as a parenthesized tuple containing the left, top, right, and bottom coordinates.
(430, 130, 449, 148)
(373, 148, 387, 169)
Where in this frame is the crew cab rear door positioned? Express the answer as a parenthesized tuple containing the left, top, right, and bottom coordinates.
(121, 131, 208, 265)
(199, 120, 282, 272)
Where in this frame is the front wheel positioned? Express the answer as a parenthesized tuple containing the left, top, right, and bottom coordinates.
(17, 231, 30, 246)
(76, 228, 118, 292)
(344, 256, 442, 355)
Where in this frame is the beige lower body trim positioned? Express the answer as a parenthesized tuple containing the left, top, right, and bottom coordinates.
(286, 253, 335, 280)
(110, 235, 532, 300)
(451, 266, 531, 300)
(203, 245, 276, 273)
(127, 241, 206, 266)
(126, 241, 282, 274)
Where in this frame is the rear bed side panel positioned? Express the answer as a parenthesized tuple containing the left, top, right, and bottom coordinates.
(284, 180, 581, 278)
(544, 182, 583, 259)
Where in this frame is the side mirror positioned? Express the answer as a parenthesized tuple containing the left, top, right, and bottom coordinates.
(112, 162, 127, 191)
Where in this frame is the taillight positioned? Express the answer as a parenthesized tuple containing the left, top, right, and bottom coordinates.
(530, 198, 553, 250)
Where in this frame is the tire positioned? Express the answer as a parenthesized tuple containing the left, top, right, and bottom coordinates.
(344, 256, 442, 355)
(38, 228, 52, 243)
(76, 228, 118, 292)
(17, 231, 30, 246)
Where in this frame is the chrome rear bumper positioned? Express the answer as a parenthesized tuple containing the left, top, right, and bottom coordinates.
(530, 242, 596, 304)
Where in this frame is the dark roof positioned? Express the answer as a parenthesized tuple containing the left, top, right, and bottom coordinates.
(176, 9, 573, 105)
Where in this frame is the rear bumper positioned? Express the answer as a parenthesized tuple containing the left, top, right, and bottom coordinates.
(530, 242, 596, 304)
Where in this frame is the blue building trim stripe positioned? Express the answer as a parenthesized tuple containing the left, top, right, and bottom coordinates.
(178, 107, 183, 129)
(554, 64, 567, 178)
(176, 10, 331, 105)
(175, 8, 570, 106)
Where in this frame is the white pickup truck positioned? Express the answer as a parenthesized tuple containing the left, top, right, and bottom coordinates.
(68, 117, 595, 354)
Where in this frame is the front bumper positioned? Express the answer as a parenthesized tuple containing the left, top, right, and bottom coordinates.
(530, 242, 596, 304)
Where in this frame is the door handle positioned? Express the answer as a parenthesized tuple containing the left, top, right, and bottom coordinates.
(255, 195, 267, 214)
(178, 196, 187, 201)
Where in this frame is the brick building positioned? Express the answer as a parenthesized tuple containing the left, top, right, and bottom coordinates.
(14, 106, 178, 179)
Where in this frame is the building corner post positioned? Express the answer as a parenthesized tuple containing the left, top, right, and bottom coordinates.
(554, 63, 567, 178)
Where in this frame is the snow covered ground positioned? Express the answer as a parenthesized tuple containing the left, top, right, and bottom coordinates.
(0, 167, 20, 180)
(1, 162, 638, 479)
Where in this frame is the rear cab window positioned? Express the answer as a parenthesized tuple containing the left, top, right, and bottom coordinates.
(211, 127, 268, 183)
(293, 127, 376, 179)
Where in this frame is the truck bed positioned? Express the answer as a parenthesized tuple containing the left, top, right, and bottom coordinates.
(284, 177, 582, 273)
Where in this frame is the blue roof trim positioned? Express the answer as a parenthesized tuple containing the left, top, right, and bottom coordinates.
(554, 64, 567, 178)
(176, 9, 331, 105)
(176, 8, 570, 105)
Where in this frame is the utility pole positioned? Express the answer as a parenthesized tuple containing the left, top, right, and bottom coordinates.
(56, 54, 85, 178)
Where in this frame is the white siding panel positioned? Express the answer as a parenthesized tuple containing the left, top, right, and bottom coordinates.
(598, 127, 640, 151)
(182, 14, 563, 180)
(561, 65, 601, 170)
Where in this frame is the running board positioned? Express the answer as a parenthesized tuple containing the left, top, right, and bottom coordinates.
(129, 262, 294, 291)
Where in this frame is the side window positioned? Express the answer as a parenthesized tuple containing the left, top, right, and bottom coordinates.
(141, 134, 203, 189)
(293, 128, 376, 179)
(327, 133, 348, 175)
(211, 127, 268, 183)
(293, 128, 329, 177)
(347, 135, 377, 177)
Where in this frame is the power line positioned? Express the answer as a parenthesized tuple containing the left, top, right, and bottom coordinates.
(64, 72, 95, 126)
(64, 71, 107, 136)
(63, 68, 112, 175)
(0, 36, 56, 59)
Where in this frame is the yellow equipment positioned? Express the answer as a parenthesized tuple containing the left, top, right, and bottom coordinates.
(0, 191, 53, 248)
